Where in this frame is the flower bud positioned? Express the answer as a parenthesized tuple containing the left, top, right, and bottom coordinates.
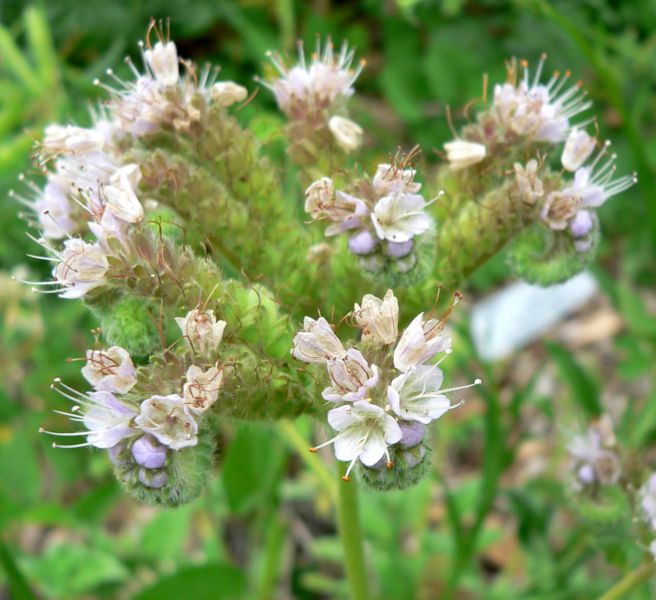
(443, 140, 486, 171)
(211, 81, 248, 107)
(386, 240, 413, 258)
(398, 420, 426, 448)
(328, 116, 363, 152)
(561, 129, 596, 172)
(348, 230, 378, 255)
(569, 210, 594, 238)
(132, 435, 167, 469)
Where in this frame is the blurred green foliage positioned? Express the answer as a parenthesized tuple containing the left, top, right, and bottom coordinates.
(0, 1, 655, 598)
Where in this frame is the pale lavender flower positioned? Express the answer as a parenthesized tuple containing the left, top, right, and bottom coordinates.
(183, 364, 223, 414)
(53, 238, 109, 299)
(175, 308, 226, 354)
(353, 289, 399, 345)
(393, 312, 452, 373)
(371, 192, 432, 243)
(443, 140, 487, 171)
(561, 129, 596, 172)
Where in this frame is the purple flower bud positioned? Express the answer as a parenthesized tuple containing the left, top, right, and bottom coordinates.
(577, 463, 595, 485)
(108, 442, 130, 466)
(348, 230, 378, 255)
(132, 435, 167, 469)
(569, 210, 593, 238)
(398, 421, 426, 448)
(138, 468, 168, 488)
(386, 240, 413, 258)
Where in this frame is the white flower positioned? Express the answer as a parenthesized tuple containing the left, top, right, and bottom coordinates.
(42, 382, 137, 450)
(443, 140, 486, 171)
(561, 129, 596, 172)
(53, 238, 109, 299)
(103, 164, 144, 223)
(371, 192, 432, 243)
(304, 177, 335, 218)
(145, 41, 179, 86)
(263, 39, 363, 118)
(493, 56, 592, 143)
(313, 400, 402, 480)
(372, 164, 421, 197)
(388, 365, 477, 424)
(540, 190, 580, 231)
(82, 346, 137, 394)
(108, 75, 169, 136)
(353, 289, 399, 345)
(322, 349, 379, 403)
(292, 316, 346, 363)
(41, 125, 105, 159)
(135, 394, 198, 450)
(175, 309, 226, 354)
(642, 474, 656, 530)
(393, 312, 452, 373)
(567, 427, 621, 488)
(514, 160, 544, 205)
(211, 81, 248, 107)
(183, 364, 223, 414)
(328, 116, 363, 152)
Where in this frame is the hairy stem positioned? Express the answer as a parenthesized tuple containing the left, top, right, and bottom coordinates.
(599, 561, 654, 600)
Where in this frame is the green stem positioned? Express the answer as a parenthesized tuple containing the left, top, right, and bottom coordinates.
(599, 561, 654, 600)
(337, 467, 370, 600)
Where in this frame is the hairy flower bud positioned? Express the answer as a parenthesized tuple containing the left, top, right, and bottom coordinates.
(132, 435, 167, 468)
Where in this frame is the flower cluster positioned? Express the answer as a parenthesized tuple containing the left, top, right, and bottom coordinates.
(538, 130, 636, 251)
(292, 290, 480, 483)
(14, 22, 248, 299)
(40, 308, 226, 491)
(305, 163, 437, 273)
(566, 416, 621, 491)
(261, 39, 364, 152)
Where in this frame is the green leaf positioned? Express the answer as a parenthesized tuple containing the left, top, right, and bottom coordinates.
(133, 563, 246, 600)
(221, 424, 285, 514)
(0, 539, 35, 600)
(546, 342, 602, 418)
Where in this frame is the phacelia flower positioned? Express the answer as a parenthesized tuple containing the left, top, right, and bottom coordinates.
(183, 364, 223, 414)
(322, 349, 379, 403)
(53, 238, 109, 299)
(102, 164, 144, 223)
(131, 434, 167, 468)
(41, 379, 137, 450)
(443, 140, 487, 171)
(514, 159, 544, 205)
(291, 316, 346, 363)
(314, 400, 402, 480)
(135, 394, 199, 450)
(82, 346, 137, 394)
(175, 308, 227, 354)
(40, 125, 105, 161)
(641, 473, 656, 530)
(567, 417, 621, 489)
(293, 290, 480, 482)
(144, 40, 179, 87)
(353, 289, 399, 344)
